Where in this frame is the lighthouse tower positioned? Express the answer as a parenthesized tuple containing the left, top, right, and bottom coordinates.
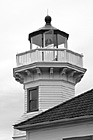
(13, 15, 86, 139)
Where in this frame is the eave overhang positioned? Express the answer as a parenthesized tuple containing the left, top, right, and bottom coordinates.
(13, 61, 86, 74)
(14, 115, 93, 131)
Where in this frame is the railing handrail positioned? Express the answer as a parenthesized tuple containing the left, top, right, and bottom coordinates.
(16, 47, 83, 68)
(16, 48, 83, 58)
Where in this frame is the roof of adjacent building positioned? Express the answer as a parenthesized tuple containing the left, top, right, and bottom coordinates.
(14, 89, 93, 130)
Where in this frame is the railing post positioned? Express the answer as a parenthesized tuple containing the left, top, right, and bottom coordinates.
(42, 51, 44, 61)
(64, 49, 67, 62)
(53, 50, 55, 60)
(56, 52, 57, 61)
(16, 55, 18, 66)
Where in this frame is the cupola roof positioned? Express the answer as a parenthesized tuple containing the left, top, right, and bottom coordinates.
(28, 15, 69, 42)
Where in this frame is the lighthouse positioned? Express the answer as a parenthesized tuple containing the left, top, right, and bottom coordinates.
(13, 15, 86, 139)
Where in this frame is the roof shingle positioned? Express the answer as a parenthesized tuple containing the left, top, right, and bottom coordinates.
(14, 89, 93, 128)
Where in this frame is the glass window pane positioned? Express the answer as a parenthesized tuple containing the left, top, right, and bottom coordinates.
(30, 89, 38, 100)
(29, 101, 38, 111)
(28, 88, 38, 112)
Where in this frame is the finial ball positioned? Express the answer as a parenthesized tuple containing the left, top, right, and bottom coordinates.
(45, 15, 52, 25)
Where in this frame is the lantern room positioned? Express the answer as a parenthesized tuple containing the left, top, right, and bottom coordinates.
(28, 15, 69, 50)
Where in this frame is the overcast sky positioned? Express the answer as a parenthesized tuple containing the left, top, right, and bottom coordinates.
(0, 0, 93, 139)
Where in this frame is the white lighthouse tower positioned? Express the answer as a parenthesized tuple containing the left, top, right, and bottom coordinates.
(13, 15, 86, 140)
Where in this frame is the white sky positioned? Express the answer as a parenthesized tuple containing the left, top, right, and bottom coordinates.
(0, 0, 93, 139)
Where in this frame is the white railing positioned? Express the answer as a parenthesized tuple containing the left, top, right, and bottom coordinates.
(16, 48, 83, 67)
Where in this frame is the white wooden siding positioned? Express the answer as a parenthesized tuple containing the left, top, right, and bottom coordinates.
(24, 80, 74, 112)
(13, 129, 26, 138)
(39, 81, 74, 110)
(27, 121, 93, 140)
(24, 89, 27, 113)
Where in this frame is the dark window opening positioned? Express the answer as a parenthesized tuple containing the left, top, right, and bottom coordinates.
(27, 87, 38, 112)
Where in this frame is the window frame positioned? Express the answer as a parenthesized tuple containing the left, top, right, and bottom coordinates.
(27, 87, 38, 112)
(63, 136, 93, 140)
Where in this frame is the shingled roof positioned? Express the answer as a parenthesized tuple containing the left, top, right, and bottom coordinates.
(14, 89, 93, 130)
